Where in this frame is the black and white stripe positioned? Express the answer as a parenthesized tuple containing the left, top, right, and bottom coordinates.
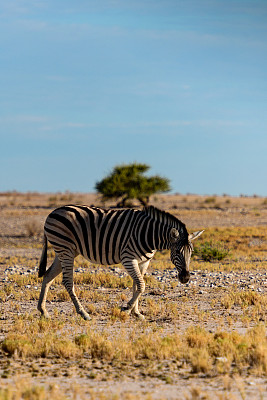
(37, 205, 203, 320)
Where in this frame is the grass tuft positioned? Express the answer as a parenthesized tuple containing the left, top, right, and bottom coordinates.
(193, 241, 230, 262)
(221, 290, 267, 310)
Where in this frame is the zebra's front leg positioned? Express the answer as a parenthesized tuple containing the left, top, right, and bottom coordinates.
(121, 258, 147, 319)
(131, 260, 150, 319)
(38, 256, 62, 318)
(129, 280, 144, 320)
(60, 256, 91, 321)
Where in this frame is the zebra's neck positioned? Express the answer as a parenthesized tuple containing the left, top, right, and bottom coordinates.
(143, 206, 187, 233)
(141, 206, 188, 251)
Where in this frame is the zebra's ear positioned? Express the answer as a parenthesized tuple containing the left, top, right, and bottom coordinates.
(189, 230, 204, 241)
(170, 228, 179, 243)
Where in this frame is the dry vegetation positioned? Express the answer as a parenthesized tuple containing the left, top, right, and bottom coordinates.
(0, 192, 267, 399)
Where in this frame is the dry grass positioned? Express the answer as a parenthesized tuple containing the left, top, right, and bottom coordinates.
(0, 381, 155, 400)
(74, 271, 132, 288)
(194, 226, 267, 259)
(220, 290, 267, 325)
(0, 381, 67, 400)
(2, 314, 266, 377)
(0, 381, 174, 400)
(221, 290, 267, 310)
(24, 219, 42, 237)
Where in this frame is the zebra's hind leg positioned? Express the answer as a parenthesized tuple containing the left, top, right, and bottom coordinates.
(121, 258, 147, 319)
(60, 254, 91, 321)
(38, 255, 62, 318)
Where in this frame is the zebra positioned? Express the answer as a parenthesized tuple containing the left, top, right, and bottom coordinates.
(37, 205, 203, 320)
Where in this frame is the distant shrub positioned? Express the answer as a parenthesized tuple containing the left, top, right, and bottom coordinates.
(47, 195, 59, 207)
(24, 220, 41, 237)
(204, 197, 216, 204)
(193, 241, 230, 262)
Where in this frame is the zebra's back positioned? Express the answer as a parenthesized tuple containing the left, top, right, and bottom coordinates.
(44, 205, 141, 265)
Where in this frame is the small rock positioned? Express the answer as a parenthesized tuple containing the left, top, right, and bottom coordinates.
(216, 357, 228, 363)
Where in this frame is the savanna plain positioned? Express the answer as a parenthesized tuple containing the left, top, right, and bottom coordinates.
(0, 192, 266, 400)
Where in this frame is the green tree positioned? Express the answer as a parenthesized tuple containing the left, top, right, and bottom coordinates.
(95, 163, 171, 207)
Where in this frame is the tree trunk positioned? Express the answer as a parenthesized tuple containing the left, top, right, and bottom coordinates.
(138, 196, 150, 207)
(116, 196, 128, 208)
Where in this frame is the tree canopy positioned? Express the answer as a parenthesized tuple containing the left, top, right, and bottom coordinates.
(95, 163, 171, 207)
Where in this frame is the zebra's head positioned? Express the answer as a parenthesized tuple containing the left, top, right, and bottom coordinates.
(169, 228, 204, 284)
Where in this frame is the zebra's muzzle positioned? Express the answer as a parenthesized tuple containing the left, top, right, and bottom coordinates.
(178, 270, 190, 284)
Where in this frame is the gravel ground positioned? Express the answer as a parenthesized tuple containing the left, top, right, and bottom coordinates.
(2, 258, 267, 295)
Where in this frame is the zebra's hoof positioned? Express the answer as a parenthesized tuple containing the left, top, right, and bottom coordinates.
(121, 306, 131, 315)
(132, 311, 145, 320)
(79, 312, 91, 321)
(40, 311, 50, 319)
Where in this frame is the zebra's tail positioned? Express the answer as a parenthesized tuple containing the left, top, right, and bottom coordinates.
(38, 234, 48, 278)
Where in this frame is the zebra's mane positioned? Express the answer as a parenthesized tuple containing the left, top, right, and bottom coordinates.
(143, 206, 188, 241)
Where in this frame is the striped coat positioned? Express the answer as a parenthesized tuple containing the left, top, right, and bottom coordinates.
(38, 205, 203, 320)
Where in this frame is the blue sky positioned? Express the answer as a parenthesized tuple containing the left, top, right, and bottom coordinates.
(0, 0, 266, 196)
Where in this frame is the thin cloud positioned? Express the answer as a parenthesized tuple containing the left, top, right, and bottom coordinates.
(46, 75, 72, 82)
(0, 115, 47, 123)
